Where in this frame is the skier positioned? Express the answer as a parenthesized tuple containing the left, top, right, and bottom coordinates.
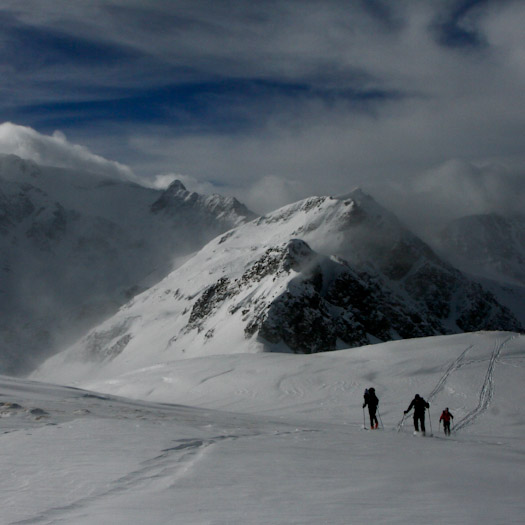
(404, 394, 430, 435)
(363, 387, 379, 429)
(439, 407, 454, 436)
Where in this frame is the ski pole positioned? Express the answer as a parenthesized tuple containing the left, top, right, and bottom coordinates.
(427, 407, 433, 436)
(397, 410, 410, 432)
(362, 406, 366, 429)
(377, 408, 384, 429)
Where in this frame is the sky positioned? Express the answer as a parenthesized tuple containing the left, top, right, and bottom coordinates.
(1, 0, 524, 227)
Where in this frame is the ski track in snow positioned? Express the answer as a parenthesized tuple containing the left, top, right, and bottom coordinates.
(7, 402, 312, 525)
(10, 435, 226, 525)
(427, 344, 474, 402)
(395, 334, 517, 435)
(453, 334, 515, 433)
(195, 368, 235, 387)
(395, 343, 474, 432)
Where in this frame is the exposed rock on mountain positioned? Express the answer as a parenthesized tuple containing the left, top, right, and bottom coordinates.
(151, 179, 255, 227)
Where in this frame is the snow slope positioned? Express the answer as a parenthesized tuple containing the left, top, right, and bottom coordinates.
(32, 191, 522, 385)
(3, 331, 525, 524)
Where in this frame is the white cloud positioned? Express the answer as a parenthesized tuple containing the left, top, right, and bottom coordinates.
(241, 175, 306, 215)
(0, 122, 139, 182)
(380, 159, 525, 237)
(150, 173, 178, 189)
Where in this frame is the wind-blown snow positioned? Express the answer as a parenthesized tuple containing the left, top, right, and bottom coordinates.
(5, 332, 525, 524)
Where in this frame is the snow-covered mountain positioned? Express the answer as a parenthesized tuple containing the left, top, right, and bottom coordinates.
(0, 154, 255, 374)
(33, 190, 522, 384)
(437, 213, 525, 286)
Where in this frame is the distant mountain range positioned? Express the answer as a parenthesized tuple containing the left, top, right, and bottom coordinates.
(33, 189, 523, 384)
(0, 154, 255, 373)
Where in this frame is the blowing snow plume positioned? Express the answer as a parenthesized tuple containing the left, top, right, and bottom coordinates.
(0, 123, 138, 183)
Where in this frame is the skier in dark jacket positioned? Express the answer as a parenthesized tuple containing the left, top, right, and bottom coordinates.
(404, 394, 430, 434)
(439, 408, 454, 435)
(363, 387, 379, 429)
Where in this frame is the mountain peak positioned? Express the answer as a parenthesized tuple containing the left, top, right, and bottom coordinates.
(0, 161, 256, 374)
(150, 180, 256, 226)
(282, 239, 317, 272)
(437, 213, 525, 286)
(0, 153, 41, 181)
(33, 188, 522, 380)
(166, 179, 187, 193)
(337, 186, 368, 200)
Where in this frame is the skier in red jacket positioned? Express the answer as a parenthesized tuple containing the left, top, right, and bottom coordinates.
(439, 408, 454, 435)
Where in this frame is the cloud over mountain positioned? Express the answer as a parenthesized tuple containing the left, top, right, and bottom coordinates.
(0, 123, 137, 182)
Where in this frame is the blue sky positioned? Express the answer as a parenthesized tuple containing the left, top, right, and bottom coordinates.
(0, 0, 524, 223)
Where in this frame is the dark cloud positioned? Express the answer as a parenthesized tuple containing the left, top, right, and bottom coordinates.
(15, 78, 402, 136)
(358, 0, 402, 30)
(430, 0, 492, 49)
(0, 14, 134, 70)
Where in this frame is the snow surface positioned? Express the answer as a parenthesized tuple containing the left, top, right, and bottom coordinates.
(5, 331, 525, 524)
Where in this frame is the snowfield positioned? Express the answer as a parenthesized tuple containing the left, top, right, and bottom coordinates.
(3, 331, 525, 524)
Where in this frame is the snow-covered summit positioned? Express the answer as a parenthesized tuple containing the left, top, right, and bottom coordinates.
(33, 190, 522, 384)
(151, 178, 256, 226)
